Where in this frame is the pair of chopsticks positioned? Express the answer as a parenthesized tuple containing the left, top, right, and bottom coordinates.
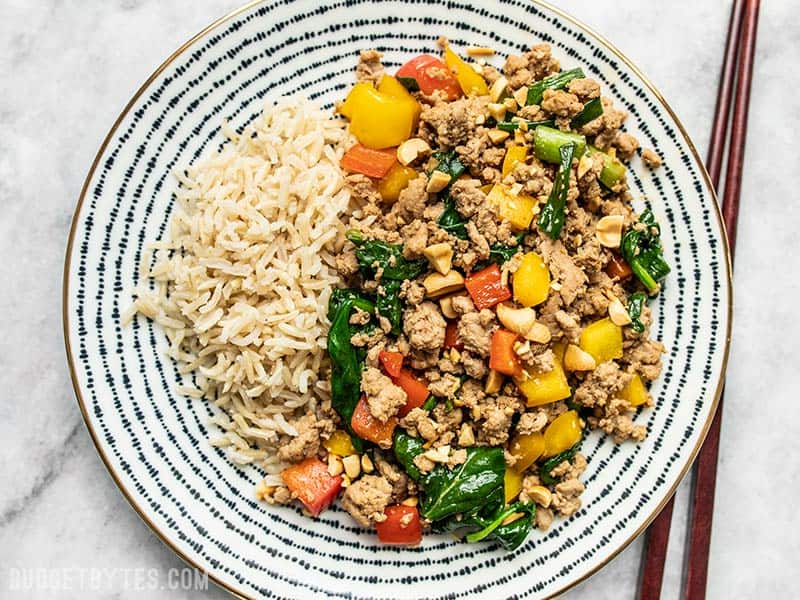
(638, 0, 760, 598)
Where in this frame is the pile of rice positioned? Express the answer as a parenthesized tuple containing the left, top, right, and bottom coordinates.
(126, 97, 355, 481)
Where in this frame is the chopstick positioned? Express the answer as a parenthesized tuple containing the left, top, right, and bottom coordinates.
(637, 0, 757, 597)
(683, 1, 760, 598)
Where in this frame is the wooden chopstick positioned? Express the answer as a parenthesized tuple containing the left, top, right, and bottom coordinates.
(683, 1, 760, 598)
(637, 1, 748, 598)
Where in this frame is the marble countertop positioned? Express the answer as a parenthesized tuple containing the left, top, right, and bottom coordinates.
(1, 0, 797, 598)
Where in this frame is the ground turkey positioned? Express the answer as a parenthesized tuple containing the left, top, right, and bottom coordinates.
(360, 366, 407, 423)
(341, 475, 393, 527)
(355, 49, 384, 84)
(404, 301, 446, 351)
(277, 413, 334, 463)
(573, 361, 631, 408)
(457, 309, 496, 356)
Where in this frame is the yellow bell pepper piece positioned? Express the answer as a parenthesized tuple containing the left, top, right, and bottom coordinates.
(508, 431, 545, 473)
(514, 343, 571, 406)
(513, 252, 550, 307)
(504, 468, 523, 503)
(339, 81, 420, 149)
(502, 145, 528, 178)
(543, 410, 582, 457)
(619, 373, 650, 407)
(377, 163, 418, 203)
(377, 75, 415, 102)
(443, 45, 489, 96)
(480, 183, 493, 194)
(323, 430, 357, 457)
(486, 183, 536, 230)
(579, 318, 623, 364)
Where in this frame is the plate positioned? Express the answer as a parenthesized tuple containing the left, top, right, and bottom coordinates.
(63, 1, 731, 598)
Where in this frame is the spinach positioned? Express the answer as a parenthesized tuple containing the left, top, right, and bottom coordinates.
(476, 232, 526, 270)
(397, 76, 420, 92)
(420, 447, 505, 522)
(437, 195, 469, 240)
(539, 443, 581, 485)
(429, 150, 466, 180)
(536, 142, 576, 239)
(375, 280, 403, 336)
(346, 229, 427, 281)
(327, 291, 375, 449)
(327, 288, 374, 322)
(393, 438, 536, 550)
(627, 291, 648, 333)
(392, 430, 426, 482)
(620, 209, 671, 294)
(464, 501, 537, 550)
(526, 67, 585, 106)
(429, 150, 470, 240)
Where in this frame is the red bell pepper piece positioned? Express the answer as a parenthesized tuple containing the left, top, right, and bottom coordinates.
(378, 351, 404, 378)
(281, 457, 342, 517)
(605, 252, 633, 281)
(396, 54, 462, 101)
(393, 369, 429, 417)
(465, 264, 512, 310)
(351, 395, 397, 446)
(443, 320, 464, 351)
(340, 144, 397, 179)
(375, 505, 423, 545)
(489, 328, 522, 377)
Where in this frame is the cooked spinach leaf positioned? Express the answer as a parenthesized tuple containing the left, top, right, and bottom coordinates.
(376, 280, 403, 336)
(464, 501, 537, 550)
(397, 76, 420, 92)
(346, 229, 427, 281)
(476, 232, 526, 270)
(392, 430, 426, 482)
(327, 291, 375, 448)
(437, 195, 469, 240)
(620, 209, 671, 294)
(429, 150, 466, 180)
(539, 442, 581, 485)
(420, 447, 505, 522)
(627, 291, 648, 333)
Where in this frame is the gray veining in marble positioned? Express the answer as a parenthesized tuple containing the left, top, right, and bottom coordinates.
(0, 0, 797, 598)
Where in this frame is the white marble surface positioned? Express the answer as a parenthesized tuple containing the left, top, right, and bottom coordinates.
(0, 0, 797, 598)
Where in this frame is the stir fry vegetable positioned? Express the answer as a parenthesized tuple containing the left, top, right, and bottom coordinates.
(339, 78, 420, 149)
(539, 443, 581, 485)
(534, 126, 586, 164)
(525, 67, 585, 106)
(308, 41, 669, 552)
(346, 230, 428, 280)
(327, 290, 374, 444)
(621, 209, 671, 293)
(281, 458, 343, 516)
(536, 142, 576, 239)
(443, 44, 489, 96)
(627, 292, 648, 333)
(420, 447, 505, 521)
(340, 144, 397, 178)
(396, 54, 462, 100)
(570, 97, 604, 129)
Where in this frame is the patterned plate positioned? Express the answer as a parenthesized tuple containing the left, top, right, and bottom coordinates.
(63, 1, 731, 598)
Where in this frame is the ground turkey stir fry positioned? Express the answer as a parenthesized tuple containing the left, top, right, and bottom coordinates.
(267, 41, 670, 549)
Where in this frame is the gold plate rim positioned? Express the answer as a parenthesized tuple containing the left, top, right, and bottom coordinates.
(62, 1, 733, 598)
